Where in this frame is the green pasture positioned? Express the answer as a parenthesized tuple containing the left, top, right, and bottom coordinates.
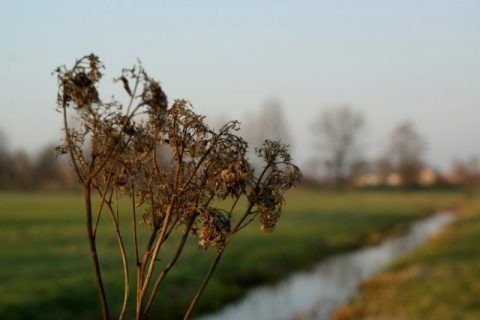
(334, 196, 480, 320)
(0, 190, 465, 319)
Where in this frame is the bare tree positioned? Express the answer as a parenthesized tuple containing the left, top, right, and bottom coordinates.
(387, 121, 426, 190)
(0, 129, 14, 189)
(0, 131, 69, 191)
(451, 156, 480, 194)
(247, 99, 290, 145)
(11, 151, 34, 190)
(312, 106, 365, 189)
(243, 99, 291, 169)
(34, 144, 63, 191)
(374, 155, 394, 186)
(54, 54, 301, 320)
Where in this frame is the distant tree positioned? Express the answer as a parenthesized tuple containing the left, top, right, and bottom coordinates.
(54, 54, 301, 320)
(33, 145, 63, 191)
(451, 156, 480, 194)
(312, 106, 365, 189)
(11, 151, 34, 190)
(0, 131, 69, 191)
(373, 155, 396, 187)
(349, 158, 370, 182)
(0, 130, 14, 189)
(251, 99, 290, 145)
(387, 122, 426, 190)
(243, 99, 291, 169)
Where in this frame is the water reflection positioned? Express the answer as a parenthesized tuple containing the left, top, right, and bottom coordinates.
(197, 212, 454, 320)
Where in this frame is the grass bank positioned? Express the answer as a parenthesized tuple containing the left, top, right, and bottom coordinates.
(0, 190, 465, 319)
(333, 196, 480, 320)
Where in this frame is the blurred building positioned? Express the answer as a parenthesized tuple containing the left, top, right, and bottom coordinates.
(354, 167, 438, 188)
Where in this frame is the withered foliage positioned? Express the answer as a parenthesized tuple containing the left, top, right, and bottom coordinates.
(54, 54, 301, 320)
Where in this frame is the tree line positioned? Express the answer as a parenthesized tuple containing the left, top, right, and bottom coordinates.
(1, 103, 479, 192)
(242, 103, 480, 192)
(311, 107, 429, 190)
(0, 130, 77, 191)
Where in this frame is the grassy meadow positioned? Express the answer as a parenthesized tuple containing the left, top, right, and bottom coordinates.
(333, 196, 480, 320)
(0, 189, 467, 319)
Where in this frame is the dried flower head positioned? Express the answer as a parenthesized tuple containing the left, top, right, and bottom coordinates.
(251, 140, 302, 232)
(197, 208, 231, 249)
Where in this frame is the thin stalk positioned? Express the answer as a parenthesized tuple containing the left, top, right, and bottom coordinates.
(125, 69, 141, 115)
(184, 201, 255, 319)
(131, 184, 140, 266)
(143, 218, 194, 316)
(136, 194, 176, 319)
(139, 197, 175, 297)
(110, 188, 130, 320)
(93, 169, 115, 237)
(137, 210, 160, 316)
(83, 183, 110, 320)
(183, 248, 223, 320)
(62, 105, 84, 184)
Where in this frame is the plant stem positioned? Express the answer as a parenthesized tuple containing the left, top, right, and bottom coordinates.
(84, 183, 110, 320)
(103, 190, 130, 320)
(143, 218, 194, 316)
(183, 247, 223, 320)
(184, 201, 255, 319)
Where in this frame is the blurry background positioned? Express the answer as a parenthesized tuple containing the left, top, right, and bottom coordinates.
(1, 2, 480, 319)
(1, 1, 479, 189)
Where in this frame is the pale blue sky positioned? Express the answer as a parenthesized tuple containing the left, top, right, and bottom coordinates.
(1, 1, 479, 171)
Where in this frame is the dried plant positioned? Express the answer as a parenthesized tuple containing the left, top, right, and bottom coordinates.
(54, 54, 301, 320)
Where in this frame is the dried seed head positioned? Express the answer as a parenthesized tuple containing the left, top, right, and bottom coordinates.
(198, 209, 231, 250)
(55, 145, 68, 157)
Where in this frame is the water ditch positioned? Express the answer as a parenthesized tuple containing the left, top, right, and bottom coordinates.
(197, 211, 455, 320)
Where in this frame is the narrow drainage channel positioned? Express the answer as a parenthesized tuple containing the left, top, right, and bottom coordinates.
(196, 211, 455, 320)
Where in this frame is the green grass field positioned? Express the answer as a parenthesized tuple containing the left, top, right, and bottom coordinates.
(0, 190, 466, 319)
(334, 196, 480, 320)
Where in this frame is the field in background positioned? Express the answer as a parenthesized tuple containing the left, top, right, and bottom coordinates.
(0, 190, 466, 319)
(334, 197, 480, 320)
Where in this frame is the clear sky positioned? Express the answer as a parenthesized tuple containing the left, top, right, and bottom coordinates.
(1, 1, 479, 171)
